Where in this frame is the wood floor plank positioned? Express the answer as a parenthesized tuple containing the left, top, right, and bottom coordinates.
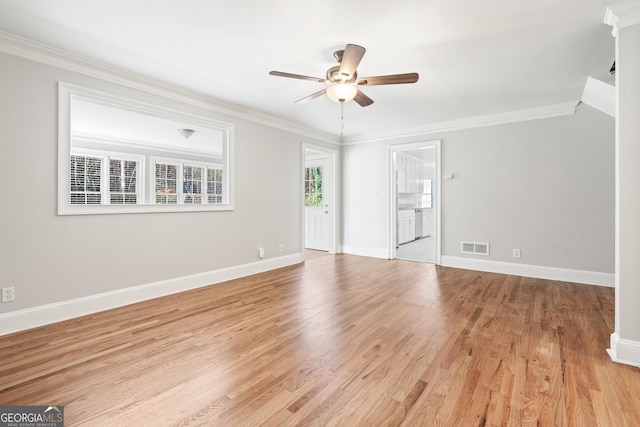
(1, 254, 639, 426)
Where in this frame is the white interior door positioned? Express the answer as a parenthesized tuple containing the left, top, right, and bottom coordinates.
(305, 158, 329, 251)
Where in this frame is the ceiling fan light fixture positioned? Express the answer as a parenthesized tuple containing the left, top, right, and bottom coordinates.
(326, 83, 358, 103)
(269, 43, 418, 108)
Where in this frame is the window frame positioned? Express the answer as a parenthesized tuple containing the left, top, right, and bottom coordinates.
(58, 82, 234, 215)
(108, 155, 143, 205)
(153, 159, 180, 205)
(69, 148, 145, 206)
(150, 157, 223, 206)
(421, 178, 433, 208)
(70, 152, 103, 205)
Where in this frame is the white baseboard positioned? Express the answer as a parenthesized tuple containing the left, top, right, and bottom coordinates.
(341, 245, 389, 259)
(607, 332, 640, 368)
(0, 253, 303, 337)
(440, 256, 614, 287)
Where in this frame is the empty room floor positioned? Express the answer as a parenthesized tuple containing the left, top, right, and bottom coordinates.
(1, 254, 639, 426)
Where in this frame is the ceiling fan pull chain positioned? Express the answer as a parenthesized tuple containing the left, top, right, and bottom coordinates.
(340, 101, 345, 137)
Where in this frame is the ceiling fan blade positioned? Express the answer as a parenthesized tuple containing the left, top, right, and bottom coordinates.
(354, 89, 374, 107)
(269, 71, 327, 83)
(338, 44, 366, 80)
(356, 73, 419, 86)
(295, 89, 327, 104)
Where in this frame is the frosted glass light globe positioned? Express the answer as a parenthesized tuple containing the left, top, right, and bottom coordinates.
(326, 84, 357, 103)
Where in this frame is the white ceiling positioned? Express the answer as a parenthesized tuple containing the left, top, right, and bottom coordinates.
(0, 0, 615, 140)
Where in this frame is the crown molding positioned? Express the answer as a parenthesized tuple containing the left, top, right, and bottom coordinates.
(605, 0, 640, 37)
(0, 30, 339, 145)
(0, 30, 580, 147)
(341, 101, 577, 145)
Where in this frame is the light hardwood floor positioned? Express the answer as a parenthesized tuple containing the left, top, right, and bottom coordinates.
(1, 254, 639, 426)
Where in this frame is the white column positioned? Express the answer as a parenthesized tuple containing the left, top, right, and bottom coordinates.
(605, 0, 640, 367)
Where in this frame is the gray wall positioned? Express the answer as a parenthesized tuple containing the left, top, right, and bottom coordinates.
(342, 104, 615, 273)
(0, 46, 616, 320)
(0, 52, 325, 313)
(442, 106, 614, 271)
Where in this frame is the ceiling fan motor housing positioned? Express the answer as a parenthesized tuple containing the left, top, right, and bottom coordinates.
(326, 65, 357, 83)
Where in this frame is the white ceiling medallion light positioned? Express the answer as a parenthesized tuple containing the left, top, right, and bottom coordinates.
(178, 128, 195, 139)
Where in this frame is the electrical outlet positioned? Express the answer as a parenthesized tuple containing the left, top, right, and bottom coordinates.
(277, 244, 285, 253)
(1, 286, 15, 303)
(513, 249, 521, 258)
(258, 247, 265, 259)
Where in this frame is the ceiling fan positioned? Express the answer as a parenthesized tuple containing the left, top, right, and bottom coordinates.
(269, 44, 419, 107)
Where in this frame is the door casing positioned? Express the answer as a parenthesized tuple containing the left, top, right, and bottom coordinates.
(302, 144, 338, 256)
(388, 140, 442, 264)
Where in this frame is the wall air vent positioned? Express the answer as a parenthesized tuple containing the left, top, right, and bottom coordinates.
(461, 241, 489, 256)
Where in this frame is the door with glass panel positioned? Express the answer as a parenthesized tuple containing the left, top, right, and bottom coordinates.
(304, 159, 329, 251)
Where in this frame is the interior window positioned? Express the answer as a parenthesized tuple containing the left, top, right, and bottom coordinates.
(155, 162, 178, 205)
(109, 159, 138, 205)
(70, 154, 102, 205)
(207, 167, 223, 204)
(69, 150, 143, 206)
(58, 82, 234, 214)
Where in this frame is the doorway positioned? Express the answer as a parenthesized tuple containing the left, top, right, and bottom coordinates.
(389, 141, 441, 264)
(303, 144, 337, 255)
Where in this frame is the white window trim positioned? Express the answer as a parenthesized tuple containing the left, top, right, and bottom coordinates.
(58, 82, 235, 215)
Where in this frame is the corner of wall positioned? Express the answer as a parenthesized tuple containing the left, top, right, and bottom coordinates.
(607, 332, 640, 367)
